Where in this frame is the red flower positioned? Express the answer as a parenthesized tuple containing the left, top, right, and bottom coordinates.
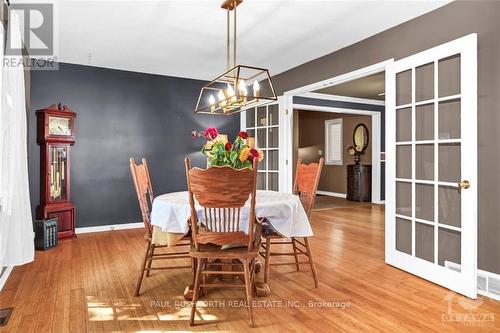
(248, 148, 260, 161)
(238, 131, 248, 139)
(225, 142, 232, 151)
(204, 127, 219, 140)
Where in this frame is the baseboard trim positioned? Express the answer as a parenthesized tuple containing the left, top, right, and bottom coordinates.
(0, 266, 13, 291)
(316, 190, 347, 198)
(75, 222, 143, 234)
(445, 261, 500, 301)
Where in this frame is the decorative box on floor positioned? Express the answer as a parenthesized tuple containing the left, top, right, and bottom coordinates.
(34, 218, 58, 251)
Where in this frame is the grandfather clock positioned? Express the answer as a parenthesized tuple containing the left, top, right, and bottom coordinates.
(36, 104, 76, 239)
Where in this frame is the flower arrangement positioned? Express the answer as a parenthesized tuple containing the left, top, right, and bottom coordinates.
(192, 127, 264, 169)
(345, 144, 361, 164)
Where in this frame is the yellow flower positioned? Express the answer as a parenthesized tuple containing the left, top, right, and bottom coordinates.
(239, 147, 250, 162)
(258, 149, 264, 161)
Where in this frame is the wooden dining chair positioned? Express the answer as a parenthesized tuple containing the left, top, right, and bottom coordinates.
(185, 158, 260, 327)
(260, 158, 324, 288)
(129, 158, 192, 297)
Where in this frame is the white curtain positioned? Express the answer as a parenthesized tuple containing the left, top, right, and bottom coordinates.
(0, 11, 35, 267)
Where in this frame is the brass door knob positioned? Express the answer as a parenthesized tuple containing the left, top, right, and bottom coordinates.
(458, 180, 470, 189)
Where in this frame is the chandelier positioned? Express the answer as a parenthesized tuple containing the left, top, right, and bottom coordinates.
(194, 0, 277, 116)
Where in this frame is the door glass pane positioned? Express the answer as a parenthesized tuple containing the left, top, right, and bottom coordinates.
(257, 107, 267, 127)
(396, 145, 411, 179)
(439, 99, 461, 139)
(396, 218, 412, 255)
(268, 150, 278, 170)
(396, 108, 412, 142)
(268, 104, 278, 126)
(416, 183, 434, 222)
(439, 185, 461, 228)
(257, 128, 267, 148)
(396, 70, 412, 106)
(246, 129, 255, 143)
(257, 172, 266, 190)
(257, 157, 265, 170)
(439, 143, 461, 182)
(416, 222, 434, 263)
(268, 173, 278, 191)
(415, 62, 434, 102)
(438, 227, 461, 271)
(416, 104, 434, 141)
(416, 144, 434, 181)
(396, 181, 412, 217)
(246, 108, 255, 128)
(438, 54, 461, 97)
(268, 127, 278, 148)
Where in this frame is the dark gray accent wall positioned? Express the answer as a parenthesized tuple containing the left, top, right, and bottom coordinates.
(274, 1, 500, 274)
(29, 63, 240, 228)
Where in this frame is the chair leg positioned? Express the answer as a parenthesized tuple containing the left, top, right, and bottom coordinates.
(145, 243, 155, 277)
(263, 237, 271, 283)
(304, 237, 319, 288)
(190, 258, 204, 326)
(291, 237, 301, 271)
(191, 257, 196, 274)
(134, 241, 151, 297)
(243, 259, 254, 327)
(202, 259, 208, 297)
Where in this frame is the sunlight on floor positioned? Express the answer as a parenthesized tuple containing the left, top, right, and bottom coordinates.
(86, 296, 219, 323)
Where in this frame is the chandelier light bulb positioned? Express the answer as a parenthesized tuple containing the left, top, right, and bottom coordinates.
(239, 80, 247, 96)
(227, 83, 237, 104)
(253, 80, 260, 98)
(218, 89, 227, 109)
(208, 94, 216, 112)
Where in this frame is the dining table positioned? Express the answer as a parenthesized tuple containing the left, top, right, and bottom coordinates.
(150, 190, 312, 299)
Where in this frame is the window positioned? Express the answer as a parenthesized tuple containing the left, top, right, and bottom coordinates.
(325, 119, 343, 165)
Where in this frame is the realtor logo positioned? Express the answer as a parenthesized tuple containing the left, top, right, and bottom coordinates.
(6, 3, 54, 56)
(442, 291, 495, 327)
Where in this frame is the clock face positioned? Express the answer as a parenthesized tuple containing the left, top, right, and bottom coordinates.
(48, 116, 71, 136)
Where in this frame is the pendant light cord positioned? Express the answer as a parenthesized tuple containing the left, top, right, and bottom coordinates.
(225, 0, 238, 70)
(226, 7, 230, 71)
(233, 1, 236, 68)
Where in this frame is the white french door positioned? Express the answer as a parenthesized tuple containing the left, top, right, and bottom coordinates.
(385, 34, 477, 298)
(241, 99, 282, 191)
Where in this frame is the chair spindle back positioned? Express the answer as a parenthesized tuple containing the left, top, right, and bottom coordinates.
(129, 158, 155, 238)
(185, 158, 258, 250)
(293, 158, 324, 219)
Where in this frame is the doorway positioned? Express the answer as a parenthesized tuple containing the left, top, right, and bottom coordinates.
(295, 107, 382, 208)
(281, 60, 390, 204)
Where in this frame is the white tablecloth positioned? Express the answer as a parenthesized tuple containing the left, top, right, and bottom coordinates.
(150, 190, 312, 238)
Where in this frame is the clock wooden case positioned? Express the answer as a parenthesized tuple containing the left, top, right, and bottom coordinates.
(36, 104, 77, 239)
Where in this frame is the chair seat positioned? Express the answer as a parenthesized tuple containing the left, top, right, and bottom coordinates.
(190, 243, 259, 259)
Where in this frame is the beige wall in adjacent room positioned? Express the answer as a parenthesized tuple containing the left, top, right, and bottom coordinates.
(297, 111, 372, 194)
(273, 1, 500, 274)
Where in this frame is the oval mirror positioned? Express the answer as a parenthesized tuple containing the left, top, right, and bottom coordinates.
(353, 123, 369, 153)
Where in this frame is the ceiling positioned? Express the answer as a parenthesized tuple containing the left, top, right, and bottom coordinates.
(55, 0, 451, 80)
(314, 72, 385, 100)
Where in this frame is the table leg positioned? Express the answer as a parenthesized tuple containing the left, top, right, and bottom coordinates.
(254, 258, 271, 297)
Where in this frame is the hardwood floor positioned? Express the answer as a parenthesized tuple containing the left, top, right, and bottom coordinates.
(1, 205, 499, 332)
(313, 195, 371, 210)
